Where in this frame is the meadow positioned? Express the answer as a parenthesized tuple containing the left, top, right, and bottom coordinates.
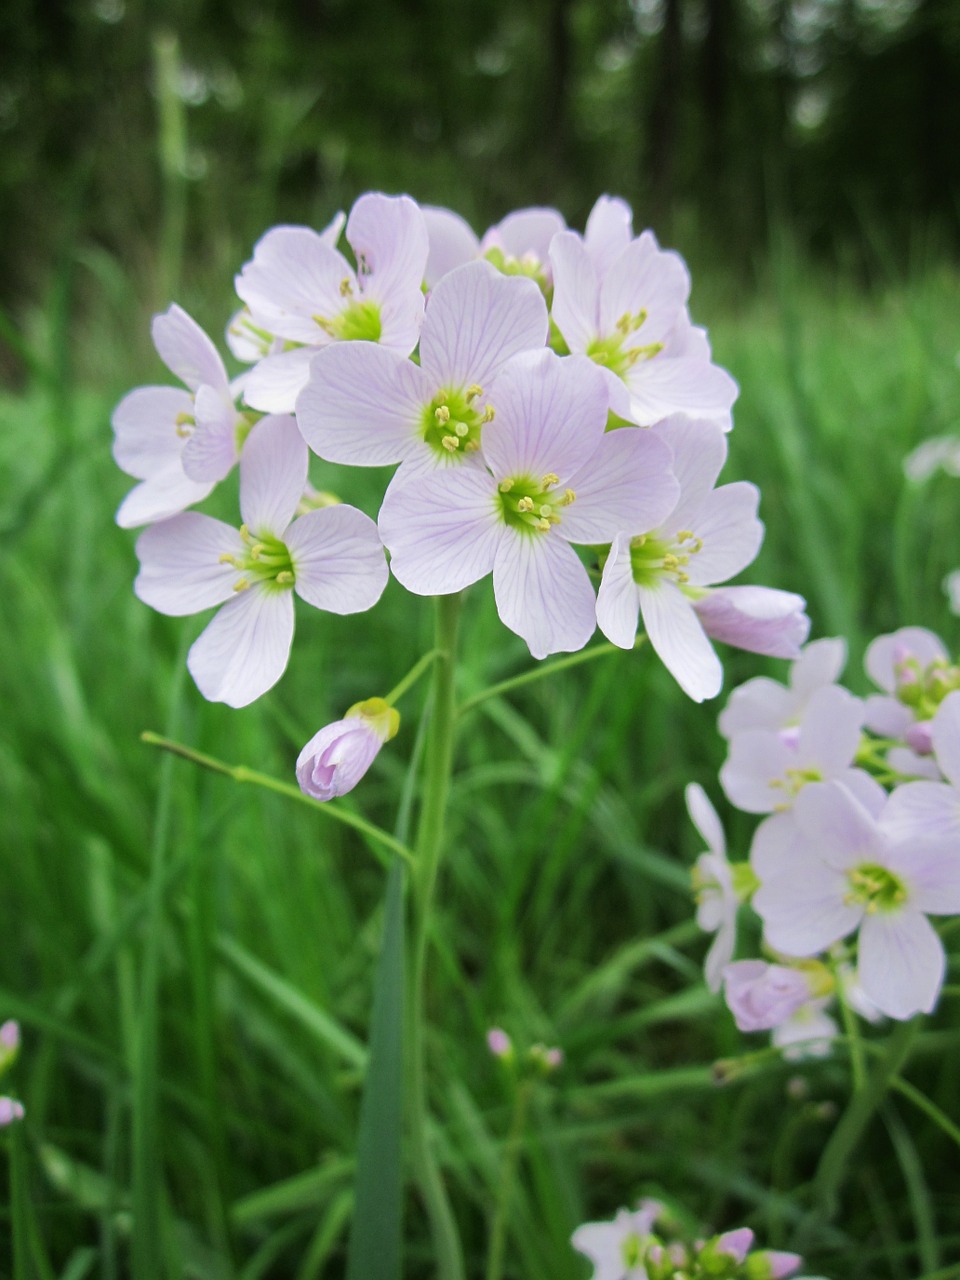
(1, 230, 959, 1280)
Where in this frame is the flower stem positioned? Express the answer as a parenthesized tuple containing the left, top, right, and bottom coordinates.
(385, 648, 444, 706)
(406, 594, 464, 1280)
(836, 969, 867, 1093)
(459, 636, 644, 717)
(486, 1079, 533, 1280)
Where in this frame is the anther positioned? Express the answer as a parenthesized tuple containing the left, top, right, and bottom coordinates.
(339, 277, 353, 297)
(249, 543, 266, 560)
(233, 578, 251, 592)
(482, 405, 496, 423)
(466, 384, 483, 402)
(541, 473, 560, 487)
(560, 489, 576, 506)
(276, 570, 295, 585)
(434, 405, 450, 423)
(239, 524, 252, 542)
(218, 553, 238, 566)
(454, 421, 469, 438)
(441, 435, 460, 452)
(464, 439, 481, 452)
(517, 496, 535, 513)
(498, 480, 512, 492)
(535, 517, 551, 532)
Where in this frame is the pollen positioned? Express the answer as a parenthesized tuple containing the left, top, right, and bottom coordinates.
(434, 405, 450, 423)
(482, 405, 496, 422)
(233, 578, 251, 592)
(517, 496, 535, 512)
(536, 518, 551, 532)
(560, 488, 576, 506)
(466, 384, 483, 401)
(276, 570, 295, 585)
(441, 435, 460, 452)
(541, 473, 560, 487)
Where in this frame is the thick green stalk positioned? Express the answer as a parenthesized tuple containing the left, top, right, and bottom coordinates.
(406, 594, 464, 1280)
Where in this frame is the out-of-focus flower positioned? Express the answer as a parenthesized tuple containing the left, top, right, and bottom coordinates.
(883, 690, 960, 842)
(718, 638, 847, 740)
(903, 434, 960, 481)
(135, 417, 387, 707)
(296, 698, 399, 801)
(0, 1021, 19, 1075)
(0, 1097, 24, 1126)
(722, 961, 813, 1032)
(571, 1200, 663, 1280)
(486, 1028, 513, 1060)
(687, 783, 742, 991)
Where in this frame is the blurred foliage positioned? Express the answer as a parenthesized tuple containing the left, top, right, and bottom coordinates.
(2, 0, 960, 325)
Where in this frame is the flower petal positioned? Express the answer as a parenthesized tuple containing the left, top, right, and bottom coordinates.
(236, 225, 349, 344)
(112, 386, 194, 479)
(886, 835, 960, 913)
(797, 684, 865, 775)
(640, 581, 723, 702)
(187, 585, 295, 707)
(718, 676, 794, 739)
(493, 531, 596, 659)
(182, 385, 240, 483)
(243, 348, 318, 414)
(858, 910, 944, 1018)
(682, 481, 763, 586)
(422, 205, 480, 288)
(151, 304, 227, 392)
(790, 636, 847, 696)
(239, 415, 308, 535)
(865, 626, 948, 694)
(624, 357, 739, 425)
(116, 466, 214, 529)
(347, 192, 429, 303)
(652, 416, 728, 532)
(296, 341, 429, 466)
(419, 260, 548, 392)
(599, 232, 690, 342)
(754, 859, 860, 956)
(881, 780, 960, 843)
(595, 534, 640, 649)
(286, 505, 388, 614)
(694, 586, 809, 660)
(135, 513, 244, 615)
(793, 780, 879, 869)
(549, 231, 600, 354)
(686, 782, 726, 858)
(378, 467, 501, 595)
(482, 206, 566, 268)
(481, 350, 608, 484)
(560, 427, 679, 544)
(933, 691, 960, 789)
(584, 195, 633, 278)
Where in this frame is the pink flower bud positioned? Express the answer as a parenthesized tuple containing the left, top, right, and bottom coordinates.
(0, 1097, 24, 1126)
(296, 698, 399, 802)
(0, 1021, 19, 1051)
(693, 586, 809, 660)
(905, 719, 934, 755)
(486, 1028, 513, 1059)
(715, 1227, 754, 1262)
(723, 961, 812, 1032)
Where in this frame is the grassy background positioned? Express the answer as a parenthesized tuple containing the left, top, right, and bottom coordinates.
(1, 228, 959, 1279)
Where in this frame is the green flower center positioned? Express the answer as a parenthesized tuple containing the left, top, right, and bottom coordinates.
(314, 281, 382, 343)
(586, 311, 664, 380)
(220, 526, 296, 594)
(421, 384, 495, 459)
(497, 472, 576, 535)
(846, 862, 908, 913)
(483, 245, 550, 292)
(621, 1232, 644, 1268)
(895, 656, 960, 718)
(629, 530, 703, 587)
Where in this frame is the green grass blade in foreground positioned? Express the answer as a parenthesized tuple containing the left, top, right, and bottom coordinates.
(345, 857, 406, 1280)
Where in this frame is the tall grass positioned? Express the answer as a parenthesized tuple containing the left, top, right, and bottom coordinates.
(0, 241, 959, 1278)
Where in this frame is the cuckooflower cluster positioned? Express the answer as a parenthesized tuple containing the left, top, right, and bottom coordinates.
(572, 1199, 824, 1280)
(689, 630, 960, 1041)
(113, 191, 807, 774)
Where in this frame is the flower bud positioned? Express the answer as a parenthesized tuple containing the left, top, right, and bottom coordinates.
(296, 698, 399, 802)
(486, 1028, 514, 1060)
(723, 961, 812, 1033)
(0, 1021, 20, 1074)
(0, 1097, 24, 1126)
(744, 1250, 803, 1279)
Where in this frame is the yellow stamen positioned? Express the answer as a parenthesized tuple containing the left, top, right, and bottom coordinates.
(434, 405, 450, 423)
(339, 277, 353, 297)
(276, 570, 295, 585)
(482, 405, 496, 422)
(233, 578, 251, 592)
(441, 435, 460, 452)
(541, 472, 560, 487)
(517, 496, 535, 513)
(466, 383, 483, 401)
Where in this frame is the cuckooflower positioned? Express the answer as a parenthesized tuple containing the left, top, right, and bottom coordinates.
(112, 305, 251, 527)
(864, 626, 957, 779)
(296, 698, 399, 801)
(752, 779, 960, 1018)
(421, 203, 566, 290)
(378, 349, 678, 658)
(687, 783, 740, 991)
(134, 416, 387, 707)
(882, 690, 960, 842)
(235, 193, 428, 412)
(595, 417, 766, 701)
(296, 260, 547, 472)
(718, 637, 847, 740)
(549, 228, 737, 425)
(572, 1201, 663, 1280)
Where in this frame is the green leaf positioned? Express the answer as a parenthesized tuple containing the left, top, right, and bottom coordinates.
(345, 857, 406, 1280)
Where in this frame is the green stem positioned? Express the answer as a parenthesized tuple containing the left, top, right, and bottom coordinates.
(486, 1080, 533, 1280)
(459, 637, 642, 717)
(385, 648, 444, 706)
(406, 594, 464, 1280)
(140, 732, 414, 867)
(837, 973, 867, 1094)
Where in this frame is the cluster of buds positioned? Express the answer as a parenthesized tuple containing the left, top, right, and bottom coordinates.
(572, 1201, 823, 1280)
(486, 1027, 563, 1076)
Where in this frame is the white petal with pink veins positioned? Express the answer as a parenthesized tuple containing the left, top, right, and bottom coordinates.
(112, 386, 195, 479)
(560, 428, 678, 544)
(151, 305, 228, 392)
(243, 348, 319, 414)
(694, 586, 809, 659)
(549, 232, 600, 354)
(493, 531, 596, 659)
(286, 506, 388, 614)
(239, 416, 308, 536)
(796, 684, 864, 775)
(236, 226, 350, 344)
(583, 195, 633, 278)
(187, 585, 295, 708)
(482, 206, 565, 268)
(599, 233, 690, 343)
(419, 261, 547, 393)
(135, 513, 244, 615)
(182, 385, 241, 483)
(720, 730, 795, 813)
(886, 836, 960, 913)
(595, 534, 641, 650)
(754, 858, 860, 957)
(652, 416, 728, 532)
(792, 780, 879, 870)
(882, 780, 960, 842)
(680, 481, 763, 586)
(346, 192, 428, 303)
(685, 782, 726, 858)
(638, 579, 722, 702)
(932, 691, 960, 788)
(481, 350, 607, 484)
(116, 466, 214, 530)
(858, 910, 944, 1018)
(378, 467, 502, 596)
(719, 676, 795, 739)
(296, 341, 429, 466)
(791, 636, 847, 696)
(625, 357, 739, 425)
(422, 205, 480, 288)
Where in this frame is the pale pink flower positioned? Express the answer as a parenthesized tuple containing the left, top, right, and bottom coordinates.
(296, 260, 547, 473)
(135, 416, 387, 707)
(378, 349, 678, 659)
(486, 1028, 513, 1060)
(882, 690, 960, 842)
(549, 228, 737, 425)
(421, 204, 566, 289)
(112, 305, 249, 527)
(236, 194, 428, 412)
(297, 698, 399, 801)
(686, 783, 738, 991)
(572, 1201, 663, 1280)
(864, 626, 955, 779)
(719, 683, 865, 814)
(722, 961, 812, 1032)
(596, 417, 766, 701)
(692, 586, 809, 660)
(718, 637, 847, 740)
(0, 1098, 24, 1126)
(753, 779, 960, 1019)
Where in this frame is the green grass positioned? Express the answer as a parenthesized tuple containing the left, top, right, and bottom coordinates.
(1, 246, 959, 1279)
